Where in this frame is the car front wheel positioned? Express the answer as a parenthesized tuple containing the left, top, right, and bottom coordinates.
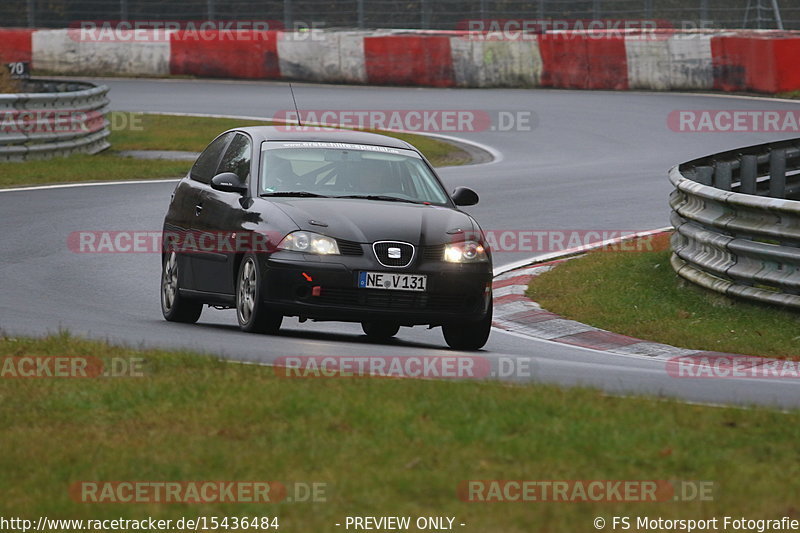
(161, 251, 203, 323)
(442, 302, 492, 351)
(361, 321, 401, 340)
(237, 254, 283, 334)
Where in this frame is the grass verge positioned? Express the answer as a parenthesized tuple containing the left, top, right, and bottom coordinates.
(0, 333, 798, 529)
(526, 237, 800, 358)
(0, 112, 472, 188)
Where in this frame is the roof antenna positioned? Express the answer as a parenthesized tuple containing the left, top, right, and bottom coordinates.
(288, 83, 302, 126)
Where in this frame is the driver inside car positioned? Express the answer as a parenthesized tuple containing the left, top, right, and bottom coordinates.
(348, 159, 397, 194)
(262, 155, 303, 192)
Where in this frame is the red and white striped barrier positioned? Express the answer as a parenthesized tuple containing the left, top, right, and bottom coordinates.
(1, 28, 799, 93)
(0, 28, 34, 63)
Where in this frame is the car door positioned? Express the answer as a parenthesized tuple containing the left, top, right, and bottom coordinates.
(182, 132, 234, 291)
(193, 132, 254, 296)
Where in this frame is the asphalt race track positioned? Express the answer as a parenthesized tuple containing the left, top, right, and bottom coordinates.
(2, 78, 800, 408)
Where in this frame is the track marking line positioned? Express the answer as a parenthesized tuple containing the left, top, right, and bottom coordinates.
(0, 178, 181, 193)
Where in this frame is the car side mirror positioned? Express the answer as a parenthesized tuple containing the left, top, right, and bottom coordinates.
(211, 172, 248, 195)
(451, 187, 479, 206)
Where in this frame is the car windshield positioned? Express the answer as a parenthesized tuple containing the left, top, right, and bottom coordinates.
(260, 141, 451, 205)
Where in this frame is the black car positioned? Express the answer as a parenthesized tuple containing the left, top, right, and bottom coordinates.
(160, 127, 493, 350)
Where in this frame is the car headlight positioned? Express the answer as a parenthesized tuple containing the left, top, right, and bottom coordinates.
(443, 240, 488, 263)
(278, 231, 340, 255)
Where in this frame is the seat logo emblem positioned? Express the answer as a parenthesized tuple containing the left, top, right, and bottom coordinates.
(387, 247, 402, 259)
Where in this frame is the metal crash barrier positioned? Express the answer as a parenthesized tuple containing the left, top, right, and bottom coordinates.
(0, 79, 110, 162)
(669, 138, 800, 309)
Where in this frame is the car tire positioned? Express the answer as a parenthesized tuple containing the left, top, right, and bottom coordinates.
(361, 321, 401, 340)
(236, 254, 283, 334)
(442, 301, 492, 351)
(161, 251, 203, 324)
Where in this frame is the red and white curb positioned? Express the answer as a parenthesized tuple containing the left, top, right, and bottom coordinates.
(490, 231, 775, 363)
(492, 260, 701, 360)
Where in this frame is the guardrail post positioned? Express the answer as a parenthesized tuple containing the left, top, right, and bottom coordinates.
(26, 0, 35, 27)
(769, 148, 786, 198)
(695, 165, 713, 185)
(772, 0, 785, 30)
(357, 0, 365, 28)
(284, 0, 293, 32)
(739, 154, 758, 195)
(699, 0, 709, 25)
(421, 0, 432, 29)
(714, 160, 732, 191)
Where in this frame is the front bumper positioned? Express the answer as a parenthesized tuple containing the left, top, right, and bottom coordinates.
(259, 252, 492, 325)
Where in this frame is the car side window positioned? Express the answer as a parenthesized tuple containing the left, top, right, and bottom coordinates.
(217, 133, 252, 182)
(190, 132, 234, 184)
(403, 160, 438, 199)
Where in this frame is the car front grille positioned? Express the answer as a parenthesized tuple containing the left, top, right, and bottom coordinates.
(373, 241, 414, 267)
(332, 240, 447, 262)
(336, 238, 364, 256)
(315, 287, 471, 312)
(422, 244, 446, 261)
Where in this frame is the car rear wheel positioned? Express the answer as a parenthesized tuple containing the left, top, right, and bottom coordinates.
(361, 321, 401, 340)
(442, 303, 492, 351)
(161, 251, 203, 323)
(237, 255, 283, 334)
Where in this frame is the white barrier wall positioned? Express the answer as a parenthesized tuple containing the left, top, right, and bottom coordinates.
(277, 31, 368, 84)
(667, 34, 714, 90)
(32, 29, 171, 76)
(625, 33, 714, 91)
(450, 38, 542, 87)
(625, 36, 673, 90)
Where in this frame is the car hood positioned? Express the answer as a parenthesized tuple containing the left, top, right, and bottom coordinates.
(270, 198, 477, 245)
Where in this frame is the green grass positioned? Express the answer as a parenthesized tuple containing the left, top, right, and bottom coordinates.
(526, 238, 800, 358)
(111, 113, 472, 165)
(0, 333, 799, 530)
(0, 113, 471, 188)
(109, 113, 275, 152)
(0, 154, 191, 188)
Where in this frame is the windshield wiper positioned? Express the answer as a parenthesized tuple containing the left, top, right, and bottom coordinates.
(261, 191, 330, 198)
(336, 194, 422, 204)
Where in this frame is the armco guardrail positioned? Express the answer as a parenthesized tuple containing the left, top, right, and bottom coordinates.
(669, 138, 800, 309)
(0, 79, 110, 162)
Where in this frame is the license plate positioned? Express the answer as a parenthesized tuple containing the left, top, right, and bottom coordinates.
(358, 271, 427, 292)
